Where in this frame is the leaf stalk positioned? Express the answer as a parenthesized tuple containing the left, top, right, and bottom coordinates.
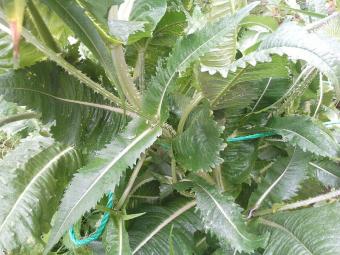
(115, 153, 147, 210)
(252, 188, 340, 218)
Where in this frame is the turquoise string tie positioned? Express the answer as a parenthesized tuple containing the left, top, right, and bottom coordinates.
(226, 120, 340, 143)
(69, 192, 113, 246)
(68, 120, 340, 246)
(226, 132, 275, 142)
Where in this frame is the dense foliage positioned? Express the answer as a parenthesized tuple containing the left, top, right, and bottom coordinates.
(0, 0, 339, 254)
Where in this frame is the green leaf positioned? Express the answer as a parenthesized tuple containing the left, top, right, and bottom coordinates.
(199, 0, 239, 76)
(45, 119, 161, 254)
(252, 23, 340, 98)
(0, 31, 13, 73)
(103, 217, 132, 255)
(173, 106, 225, 171)
(0, 99, 38, 158)
(42, 0, 114, 62)
(128, 0, 167, 43)
(259, 202, 340, 255)
(28, 1, 72, 46)
(41, 0, 125, 97)
(108, 0, 167, 44)
(127, 10, 186, 82)
(199, 56, 289, 110)
(78, 0, 116, 25)
(0, 97, 36, 127)
(67, 0, 121, 45)
(0, 11, 123, 106)
(275, 67, 318, 114)
(222, 141, 257, 184)
(213, 247, 262, 255)
(192, 175, 268, 253)
(240, 15, 279, 32)
(0, 61, 123, 150)
(142, 2, 259, 122)
(168, 225, 175, 255)
(201, 77, 288, 133)
(0, 133, 81, 253)
(309, 159, 340, 188)
(306, 0, 328, 15)
(184, 5, 207, 35)
(311, 13, 340, 41)
(249, 148, 310, 211)
(76, 0, 140, 45)
(108, 20, 145, 43)
(0, 29, 49, 74)
(268, 116, 339, 158)
(129, 199, 200, 255)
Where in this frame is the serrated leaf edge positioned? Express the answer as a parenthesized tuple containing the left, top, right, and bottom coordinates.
(0, 146, 75, 233)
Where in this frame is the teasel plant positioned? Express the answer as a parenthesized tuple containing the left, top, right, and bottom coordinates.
(0, 0, 339, 254)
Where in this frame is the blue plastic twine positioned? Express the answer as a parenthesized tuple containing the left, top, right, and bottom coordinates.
(69, 192, 113, 246)
(69, 120, 340, 246)
(226, 120, 340, 143)
(226, 132, 275, 142)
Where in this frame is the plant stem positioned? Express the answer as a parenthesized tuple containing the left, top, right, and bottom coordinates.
(115, 153, 146, 210)
(0, 112, 40, 127)
(133, 42, 148, 91)
(177, 93, 204, 134)
(252, 188, 340, 218)
(259, 162, 274, 175)
(213, 166, 225, 192)
(248, 147, 298, 218)
(251, 77, 272, 112)
(197, 172, 215, 185)
(108, 6, 141, 110)
(253, 66, 315, 114)
(129, 176, 156, 198)
(279, 5, 326, 18)
(313, 73, 323, 118)
(110, 45, 142, 109)
(170, 147, 178, 183)
(26, 0, 59, 52)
